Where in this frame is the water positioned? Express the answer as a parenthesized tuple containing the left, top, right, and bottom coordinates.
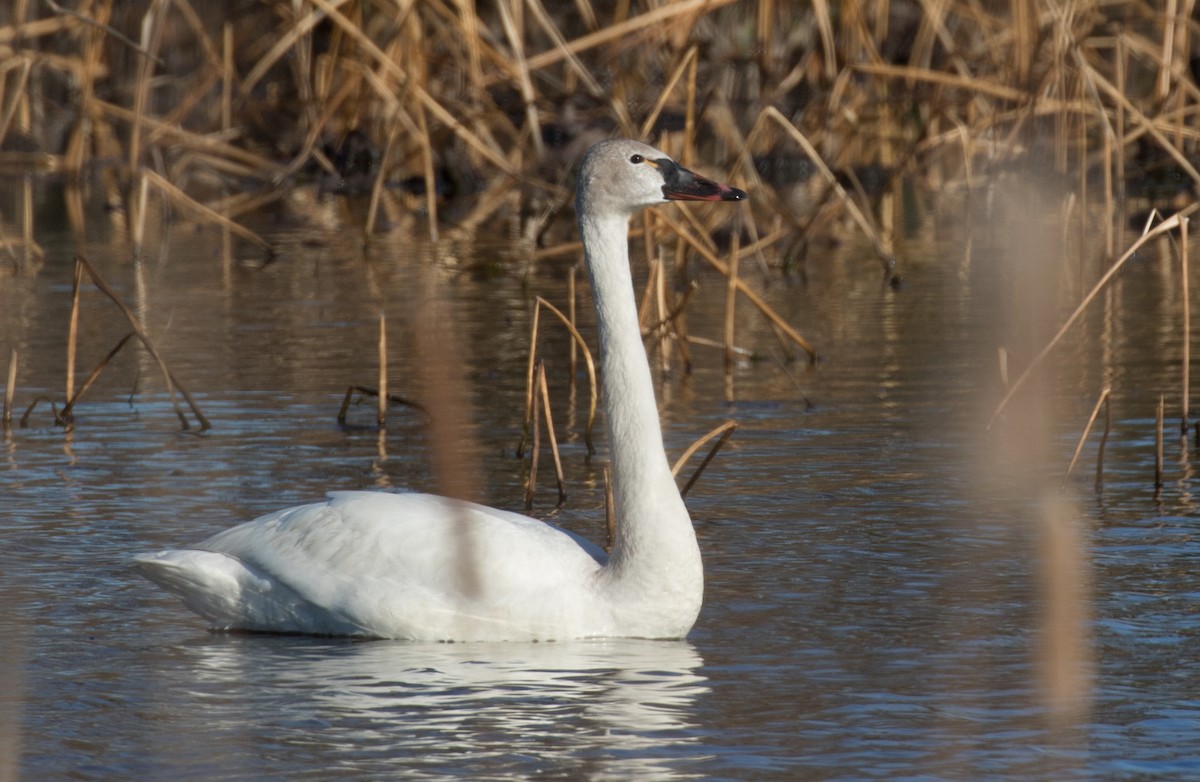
(3, 185, 1199, 779)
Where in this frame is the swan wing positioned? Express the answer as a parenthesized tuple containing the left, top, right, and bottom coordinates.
(135, 491, 610, 640)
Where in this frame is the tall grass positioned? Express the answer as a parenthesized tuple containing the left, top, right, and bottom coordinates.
(3, 3, 1197, 462)
(1, 2, 1194, 251)
(3, 2, 1198, 485)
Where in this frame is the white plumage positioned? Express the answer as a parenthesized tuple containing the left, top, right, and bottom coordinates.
(135, 139, 746, 641)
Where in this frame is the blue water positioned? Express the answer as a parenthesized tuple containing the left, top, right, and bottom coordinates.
(3, 202, 1199, 779)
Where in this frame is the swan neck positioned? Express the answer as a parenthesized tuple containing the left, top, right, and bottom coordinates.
(579, 209, 693, 565)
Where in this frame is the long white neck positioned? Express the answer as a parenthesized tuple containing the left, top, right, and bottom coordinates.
(579, 208, 701, 595)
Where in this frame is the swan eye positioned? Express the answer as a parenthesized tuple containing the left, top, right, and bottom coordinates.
(630, 154, 644, 164)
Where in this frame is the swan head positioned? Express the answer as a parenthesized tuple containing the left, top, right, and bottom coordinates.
(576, 139, 747, 218)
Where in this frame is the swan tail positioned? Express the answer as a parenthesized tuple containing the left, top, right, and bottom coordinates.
(132, 550, 368, 636)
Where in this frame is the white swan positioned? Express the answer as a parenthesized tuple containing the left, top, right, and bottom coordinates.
(134, 138, 747, 641)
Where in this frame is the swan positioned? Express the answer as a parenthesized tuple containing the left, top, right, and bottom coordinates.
(134, 138, 747, 641)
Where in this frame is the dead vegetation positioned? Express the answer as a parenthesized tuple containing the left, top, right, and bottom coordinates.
(1, 2, 1196, 261)
(3, 1, 1200, 462)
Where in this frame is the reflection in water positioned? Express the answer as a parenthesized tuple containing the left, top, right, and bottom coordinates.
(176, 636, 707, 779)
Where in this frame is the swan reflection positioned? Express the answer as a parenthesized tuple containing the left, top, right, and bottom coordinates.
(180, 636, 709, 779)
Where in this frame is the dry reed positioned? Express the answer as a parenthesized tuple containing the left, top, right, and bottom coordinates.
(3, 348, 15, 427)
(672, 420, 738, 499)
(518, 296, 597, 458)
(990, 209, 1197, 429)
(603, 464, 614, 552)
(61, 255, 209, 430)
(1181, 215, 1191, 434)
(1036, 492, 1093, 723)
(1155, 394, 1165, 496)
(336, 386, 425, 427)
(2, 2, 1200, 506)
(12, 0, 1191, 260)
(524, 359, 567, 511)
(1062, 387, 1111, 489)
(377, 314, 388, 428)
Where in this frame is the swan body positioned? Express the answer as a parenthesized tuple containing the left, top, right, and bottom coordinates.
(135, 139, 747, 641)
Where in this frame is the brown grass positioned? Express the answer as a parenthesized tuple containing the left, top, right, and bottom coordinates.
(3, 2, 1198, 500)
(3, 4, 1198, 485)
(2, 2, 1192, 256)
(60, 254, 210, 430)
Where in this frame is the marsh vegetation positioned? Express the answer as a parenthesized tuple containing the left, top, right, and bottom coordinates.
(4, 1, 1200, 431)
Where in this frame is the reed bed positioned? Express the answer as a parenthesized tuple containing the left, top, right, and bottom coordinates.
(2, 2, 1198, 468)
(2, 2, 1196, 257)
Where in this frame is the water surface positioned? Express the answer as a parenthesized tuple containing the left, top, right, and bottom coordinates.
(2, 188, 1198, 779)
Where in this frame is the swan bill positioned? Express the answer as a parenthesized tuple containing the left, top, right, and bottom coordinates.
(656, 158, 747, 202)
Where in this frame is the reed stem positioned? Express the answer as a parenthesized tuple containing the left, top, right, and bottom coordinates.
(536, 360, 567, 507)
(990, 210, 1195, 429)
(378, 315, 388, 429)
(1181, 216, 1190, 434)
(1156, 395, 1165, 494)
(1096, 391, 1111, 493)
(673, 420, 738, 498)
(3, 348, 16, 427)
(1062, 387, 1110, 489)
